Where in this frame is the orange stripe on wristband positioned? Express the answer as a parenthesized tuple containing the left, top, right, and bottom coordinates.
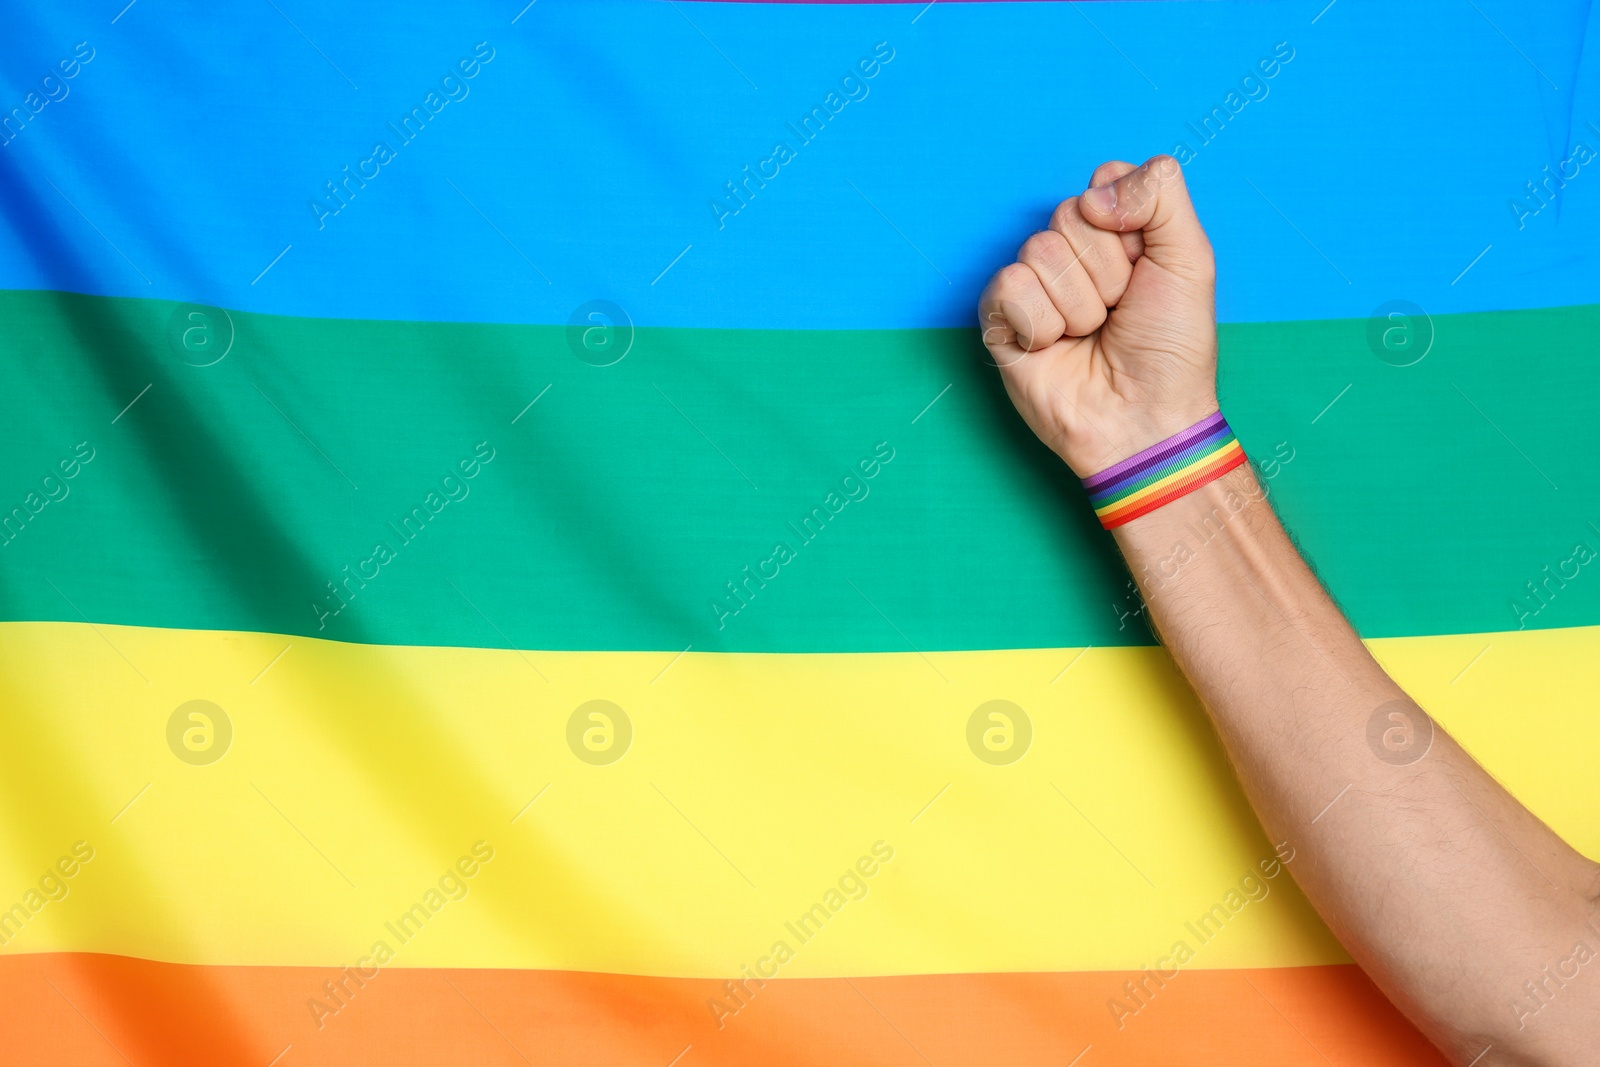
(1096, 442, 1248, 529)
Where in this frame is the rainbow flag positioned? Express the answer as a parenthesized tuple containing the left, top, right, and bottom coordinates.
(2, 1, 1596, 1063)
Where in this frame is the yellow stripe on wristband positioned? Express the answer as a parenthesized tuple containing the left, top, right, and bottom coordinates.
(1095, 441, 1248, 527)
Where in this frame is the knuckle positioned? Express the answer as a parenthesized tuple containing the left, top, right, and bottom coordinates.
(1018, 231, 1062, 266)
(1148, 153, 1182, 179)
(1057, 274, 1085, 308)
(1072, 237, 1112, 281)
(1132, 155, 1188, 214)
(1026, 228, 1097, 289)
(1051, 210, 1120, 282)
(995, 261, 1036, 294)
(1091, 159, 1135, 187)
(1050, 198, 1086, 234)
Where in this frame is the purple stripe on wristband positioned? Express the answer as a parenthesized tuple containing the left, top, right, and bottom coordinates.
(1081, 411, 1228, 494)
(1085, 423, 1234, 505)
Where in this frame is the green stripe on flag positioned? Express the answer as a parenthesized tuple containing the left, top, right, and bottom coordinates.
(1, 290, 1594, 651)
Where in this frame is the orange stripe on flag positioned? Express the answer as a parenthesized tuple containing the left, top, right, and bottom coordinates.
(7, 953, 1447, 1066)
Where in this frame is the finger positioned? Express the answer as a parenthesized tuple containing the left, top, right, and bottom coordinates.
(977, 306, 1028, 368)
(1017, 228, 1108, 337)
(979, 262, 1065, 353)
(1047, 197, 1136, 306)
(1089, 159, 1139, 187)
(1077, 154, 1210, 281)
(1087, 161, 1144, 262)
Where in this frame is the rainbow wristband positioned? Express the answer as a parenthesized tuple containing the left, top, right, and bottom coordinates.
(1082, 411, 1247, 529)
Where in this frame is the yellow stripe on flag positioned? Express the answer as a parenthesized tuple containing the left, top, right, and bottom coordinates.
(0, 622, 1593, 976)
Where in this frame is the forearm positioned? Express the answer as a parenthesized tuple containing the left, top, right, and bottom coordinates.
(978, 154, 1599, 1063)
(1114, 461, 1600, 1064)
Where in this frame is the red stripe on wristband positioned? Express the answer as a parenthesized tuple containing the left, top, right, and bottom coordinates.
(1095, 441, 1248, 529)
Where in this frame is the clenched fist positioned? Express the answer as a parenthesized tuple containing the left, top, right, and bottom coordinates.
(979, 156, 1220, 478)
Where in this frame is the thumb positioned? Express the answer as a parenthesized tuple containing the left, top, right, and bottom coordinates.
(1078, 155, 1211, 281)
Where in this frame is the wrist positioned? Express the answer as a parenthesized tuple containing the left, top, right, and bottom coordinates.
(1061, 396, 1222, 478)
(1078, 406, 1243, 529)
(1110, 464, 1277, 597)
(1112, 463, 1268, 544)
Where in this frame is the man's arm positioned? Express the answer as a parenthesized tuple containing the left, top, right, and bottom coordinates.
(979, 156, 1600, 1066)
(1116, 462, 1599, 1065)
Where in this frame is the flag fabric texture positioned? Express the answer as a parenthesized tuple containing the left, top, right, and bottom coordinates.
(1, 1, 1597, 1064)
